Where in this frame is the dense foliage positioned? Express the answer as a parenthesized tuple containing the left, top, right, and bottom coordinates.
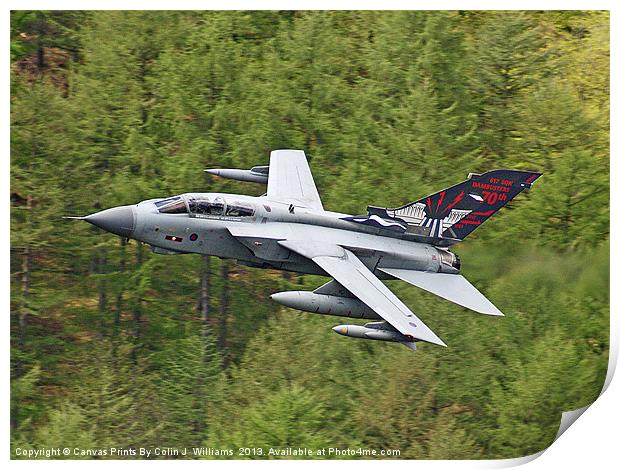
(10, 11, 609, 459)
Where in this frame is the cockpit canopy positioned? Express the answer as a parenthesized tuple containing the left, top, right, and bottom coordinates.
(188, 196, 225, 216)
(154, 194, 255, 218)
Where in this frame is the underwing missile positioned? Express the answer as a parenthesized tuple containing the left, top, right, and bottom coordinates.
(270, 291, 380, 320)
(332, 322, 417, 350)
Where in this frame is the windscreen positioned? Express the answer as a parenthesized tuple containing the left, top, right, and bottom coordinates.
(156, 197, 188, 214)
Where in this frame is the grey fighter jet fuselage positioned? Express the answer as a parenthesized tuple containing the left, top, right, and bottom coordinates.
(72, 150, 541, 350)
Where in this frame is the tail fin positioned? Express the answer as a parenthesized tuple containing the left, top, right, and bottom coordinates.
(369, 169, 541, 242)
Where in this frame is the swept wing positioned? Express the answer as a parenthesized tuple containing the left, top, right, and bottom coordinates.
(278, 240, 446, 346)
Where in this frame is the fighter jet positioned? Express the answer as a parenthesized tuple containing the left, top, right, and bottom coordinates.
(69, 150, 541, 350)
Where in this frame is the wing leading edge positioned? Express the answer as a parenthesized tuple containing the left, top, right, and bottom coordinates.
(279, 240, 446, 347)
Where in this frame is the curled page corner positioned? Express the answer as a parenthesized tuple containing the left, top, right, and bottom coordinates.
(549, 333, 619, 441)
(485, 341, 617, 468)
(478, 405, 598, 468)
(544, 329, 618, 454)
(554, 406, 590, 441)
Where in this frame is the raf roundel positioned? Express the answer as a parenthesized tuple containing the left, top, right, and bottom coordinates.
(189, 233, 198, 241)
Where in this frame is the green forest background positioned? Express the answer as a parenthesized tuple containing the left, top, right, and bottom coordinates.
(10, 11, 609, 459)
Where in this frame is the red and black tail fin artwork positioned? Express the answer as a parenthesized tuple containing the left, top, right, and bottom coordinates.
(367, 169, 542, 242)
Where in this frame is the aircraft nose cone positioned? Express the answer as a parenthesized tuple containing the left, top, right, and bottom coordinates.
(85, 205, 136, 238)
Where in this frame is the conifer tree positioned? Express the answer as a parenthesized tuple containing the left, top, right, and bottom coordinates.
(470, 12, 553, 161)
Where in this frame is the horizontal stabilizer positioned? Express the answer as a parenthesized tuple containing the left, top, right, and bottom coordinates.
(379, 268, 503, 316)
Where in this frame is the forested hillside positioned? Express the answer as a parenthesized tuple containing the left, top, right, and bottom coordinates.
(10, 11, 609, 459)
